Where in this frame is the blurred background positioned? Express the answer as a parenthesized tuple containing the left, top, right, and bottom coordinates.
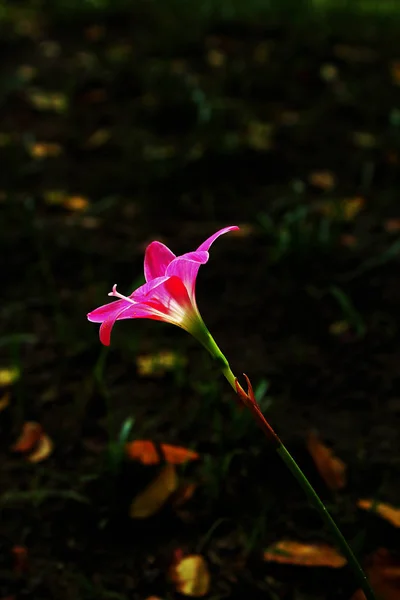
(1, 0, 400, 599)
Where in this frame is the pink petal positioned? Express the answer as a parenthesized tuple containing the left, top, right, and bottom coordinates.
(144, 241, 176, 282)
(99, 303, 134, 346)
(166, 251, 209, 302)
(131, 275, 170, 302)
(196, 225, 239, 252)
(87, 298, 128, 323)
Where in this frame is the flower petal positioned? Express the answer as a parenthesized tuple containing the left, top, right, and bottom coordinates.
(87, 298, 127, 323)
(131, 275, 170, 302)
(144, 241, 176, 282)
(166, 251, 209, 302)
(196, 225, 239, 252)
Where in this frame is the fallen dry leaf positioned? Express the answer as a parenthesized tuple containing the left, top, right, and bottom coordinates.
(11, 422, 53, 463)
(136, 351, 186, 377)
(263, 540, 346, 568)
(84, 128, 111, 148)
(170, 553, 210, 597)
(63, 195, 89, 211)
(308, 170, 336, 190)
(317, 197, 365, 221)
(12, 422, 43, 453)
(27, 89, 68, 112)
(0, 367, 20, 386)
(357, 499, 400, 528)
(130, 463, 178, 518)
(28, 142, 63, 159)
(352, 549, 400, 600)
(306, 431, 347, 491)
(126, 440, 199, 465)
(0, 392, 10, 412)
(27, 434, 53, 463)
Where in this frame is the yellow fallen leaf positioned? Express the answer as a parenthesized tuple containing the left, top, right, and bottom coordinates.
(306, 431, 347, 491)
(27, 89, 68, 113)
(130, 464, 178, 518)
(27, 433, 53, 463)
(0, 366, 20, 386)
(28, 142, 63, 159)
(263, 540, 346, 568)
(170, 554, 210, 597)
(136, 351, 186, 377)
(85, 129, 111, 148)
(317, 196, 364, 221)
(357, 500, 400, 528)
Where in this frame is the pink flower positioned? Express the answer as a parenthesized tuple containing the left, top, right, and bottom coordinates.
(87, 226, 239, 346)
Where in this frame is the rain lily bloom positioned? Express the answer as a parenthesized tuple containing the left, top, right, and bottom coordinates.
(87, 226, 239, 353)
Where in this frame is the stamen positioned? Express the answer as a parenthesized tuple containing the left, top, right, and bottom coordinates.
(108, 284, 136, 305)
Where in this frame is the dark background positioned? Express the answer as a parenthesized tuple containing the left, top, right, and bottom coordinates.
(1, 1, 400, 598)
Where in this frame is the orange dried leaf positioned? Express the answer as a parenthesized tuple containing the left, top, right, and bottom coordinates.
(308, 170, 336, 190)
(130, 463, 178, 519)
(27, 433, 53, 463)
(307, 431, 347, 491)
(0, 392, 10, 412)
(63, 195, 89, 211)
(352, 549, 400, 600)
(126, 440, 199, 465)
(12, 422, 43, 453)
(170, 554, 210, 597)
(263, 540, 346, 568)
(357, 499, 400, 528)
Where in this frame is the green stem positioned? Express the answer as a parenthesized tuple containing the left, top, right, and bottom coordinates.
(277, 444, 375, 600)
(201, 331, 376, 600)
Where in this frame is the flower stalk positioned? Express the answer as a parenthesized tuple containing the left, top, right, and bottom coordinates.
(204, 333, 376, 600)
